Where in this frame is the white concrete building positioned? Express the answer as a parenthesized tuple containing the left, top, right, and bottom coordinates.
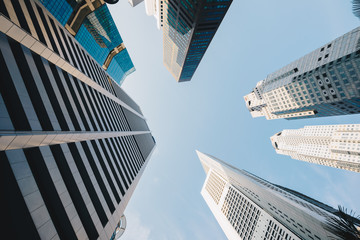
(244, 27, 360, 120)
(198, 151, 347, 240)
(144, 0, 163, 29)
(128, 0, 163, 29)
(271, 124, 360, 173)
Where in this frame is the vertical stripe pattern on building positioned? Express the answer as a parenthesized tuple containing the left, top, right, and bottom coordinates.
(0, 0, 155, 239)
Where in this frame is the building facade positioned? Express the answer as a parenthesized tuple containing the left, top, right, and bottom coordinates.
(198, 151, 346, 240)
(0, 0, 155, 239)
(270, 124, 360, 173)
(38, 0, 135, 85)
(141, 0, 233, 82)
(144, 0, 163, 29)
(129, 0, 144, 7)
(244, 27, 360, 120)
(162, 0, 232, 82)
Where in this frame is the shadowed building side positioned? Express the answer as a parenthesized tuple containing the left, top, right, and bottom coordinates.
(163, 0, 233, 82)
(0, 0, 155, 239)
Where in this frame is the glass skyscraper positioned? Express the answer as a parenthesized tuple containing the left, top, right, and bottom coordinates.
(142, 0, 233, 81)
(0, 0, 154, 238)
(198, 151, 357, 240)
(162, 0, 233, 82)
(244, 27, 360, 120)
(39, 0, 135, 85)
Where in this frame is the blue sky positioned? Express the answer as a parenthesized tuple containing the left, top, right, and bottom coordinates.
(109, 1, 360, 239)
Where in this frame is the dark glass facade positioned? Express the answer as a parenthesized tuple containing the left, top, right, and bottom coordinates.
(163, 0, 232, 82)
(39, 0, 135, 85)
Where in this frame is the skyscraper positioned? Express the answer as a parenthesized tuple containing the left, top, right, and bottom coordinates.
(270, 124, 360, 173)
(0, 0, 155, 239)
(144, 0, 163, 29)
(198, 151, 350, 240)
(38, 0, 135, 85)
(164, 0, 233, 82)
(244, 27, 360, 120)
(145, 0, 233, 82)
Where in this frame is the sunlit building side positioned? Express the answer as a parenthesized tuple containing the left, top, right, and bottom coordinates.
(271, 124, 360, 172)
(244, 27, 360, 120)
(39, 0, 135, 85)
(198, 151, 351, 240)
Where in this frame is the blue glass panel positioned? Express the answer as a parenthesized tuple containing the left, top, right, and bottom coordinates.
(38, 0, 135, 85)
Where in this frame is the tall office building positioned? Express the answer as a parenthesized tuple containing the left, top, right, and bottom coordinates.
(198, 151, 351, 240)
(145, 0, 233, 82)
(0, 0, 155, 239)
(163, 0, 233, 82)
(244, 27, 360, 120)
(38, 0, 135, 85)
(270, 124, 360, 173)
(144, 0, 163, 29)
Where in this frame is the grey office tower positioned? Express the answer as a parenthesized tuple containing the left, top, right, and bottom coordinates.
(245, 27, 360, 120)
(0, 0, 155, 239)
